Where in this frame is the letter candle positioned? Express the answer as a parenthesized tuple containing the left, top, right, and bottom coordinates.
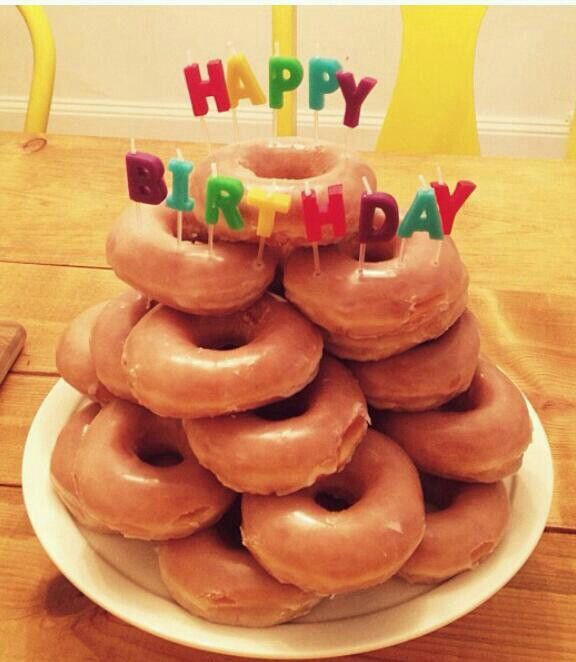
(430, 171, 476, 236)
(184, 54, 231, 153)
(301, 181, 347, 275)
(166, 148, 194, 247)
(336, 71, 378, 149)
(309, 55, 342, 141)
(205, 165, 245, 255)
(269, 44, 304, 138)
(125, 139, 168, 226)
(398, 175, 444, 263)
(225, 43, 267, 142)
(247, 181, 292, 266)
(357, 177, 399, 275)
(303, 181, 321, 274)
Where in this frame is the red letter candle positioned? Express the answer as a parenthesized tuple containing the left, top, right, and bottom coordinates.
(336, 71, 378, 129)
(125, 151, 168, 205)
(359, 192, 399, 243)
(430, 180, 476, 235)
(184, 60, 231, 116)
(301, 184, 347, 242)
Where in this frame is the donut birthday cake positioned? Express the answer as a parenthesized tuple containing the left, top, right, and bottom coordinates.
(50, 49, 532, 628)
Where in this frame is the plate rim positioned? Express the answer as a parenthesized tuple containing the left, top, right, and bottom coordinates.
(22, 378, 554, 659)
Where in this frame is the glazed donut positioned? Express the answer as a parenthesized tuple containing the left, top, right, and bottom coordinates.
(55, 302, 113, 402)
(188, 137, 376, 248)
(50, 401, 111, 533)
(106, 204, 277, 315)
(75, 400, 235, 540)
(158, 501, 322, 626)
(90, 289, 150, 401)
(348, 310, 480, 411)
(284, 234, 469, 361)
(241, 430, 425, 595)
(373, 356, 532, 483)
(183, 357, 369, 495)
(123, 294, 323, 419)
(400, 475, 510, 584)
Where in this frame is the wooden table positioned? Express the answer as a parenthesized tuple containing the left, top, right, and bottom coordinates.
(1, 131, 575, 661)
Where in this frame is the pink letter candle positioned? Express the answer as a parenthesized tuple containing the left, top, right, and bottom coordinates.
(359, 192, 399, 243)
(431, 180, 476, 234)
(301, 184, 346, 242)
(336, 71, 378, 128)
(125, 152, 168, 205)
(184, 60, 231, 116)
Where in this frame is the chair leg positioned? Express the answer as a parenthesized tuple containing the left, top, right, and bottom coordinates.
(17, 5, 56, 137)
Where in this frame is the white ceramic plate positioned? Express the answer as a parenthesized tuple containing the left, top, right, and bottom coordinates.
(22, 379, 553, 660)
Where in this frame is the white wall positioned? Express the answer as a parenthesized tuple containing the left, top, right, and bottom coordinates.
(1, 5, 575, 157)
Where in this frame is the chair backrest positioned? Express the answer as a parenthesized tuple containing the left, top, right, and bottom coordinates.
(17, 5, 56, 136)
(376, 6, 486, 155)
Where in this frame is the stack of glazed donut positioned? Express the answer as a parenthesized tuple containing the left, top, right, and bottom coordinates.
(51, 137, 532, 627)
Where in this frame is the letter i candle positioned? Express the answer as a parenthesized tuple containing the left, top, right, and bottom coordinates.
(166, 148, 194, 247)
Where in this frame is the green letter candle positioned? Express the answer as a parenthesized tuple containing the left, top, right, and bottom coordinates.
(309, 57, 342, 111)
(398, 188, 444, 240)
(166, 158, 194, 212)
(269, 56, 304, 109)
(205, 176, 245, 230)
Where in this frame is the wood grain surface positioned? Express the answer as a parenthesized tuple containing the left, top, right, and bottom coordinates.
(0, 131, 574, 660)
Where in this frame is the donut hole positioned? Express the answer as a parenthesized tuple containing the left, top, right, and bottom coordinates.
(239, 144, 338, 180)
(195, 331, 249, 351)
(314, 487, 359, 512)
(420, 474, 457, 511)
(215, 499, 243, 550)
(254, 387, 311, 421)
(136, 443, 184, 467)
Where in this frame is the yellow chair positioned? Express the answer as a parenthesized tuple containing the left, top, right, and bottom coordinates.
(376, 6, 486, 155)
(272, 5, 297, 136)
(567, 108, 576, 159)
(17, 5, 56, 145)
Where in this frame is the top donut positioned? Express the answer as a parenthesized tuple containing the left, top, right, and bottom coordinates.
(187, 137, 376, 248)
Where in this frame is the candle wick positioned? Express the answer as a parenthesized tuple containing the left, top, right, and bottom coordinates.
(418, 174, 428, 189)
(210, 162, 218, 178)
(361, 176, 373, 195)
(304, 180, 311, 196)
(226, 40, 238, 56)
(130, 137, 136, 154)
(176, 148, 183, 161)
(436, 165, 444, 185)
(186, 49, 192, 65)
(273, 40, 280, 57)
